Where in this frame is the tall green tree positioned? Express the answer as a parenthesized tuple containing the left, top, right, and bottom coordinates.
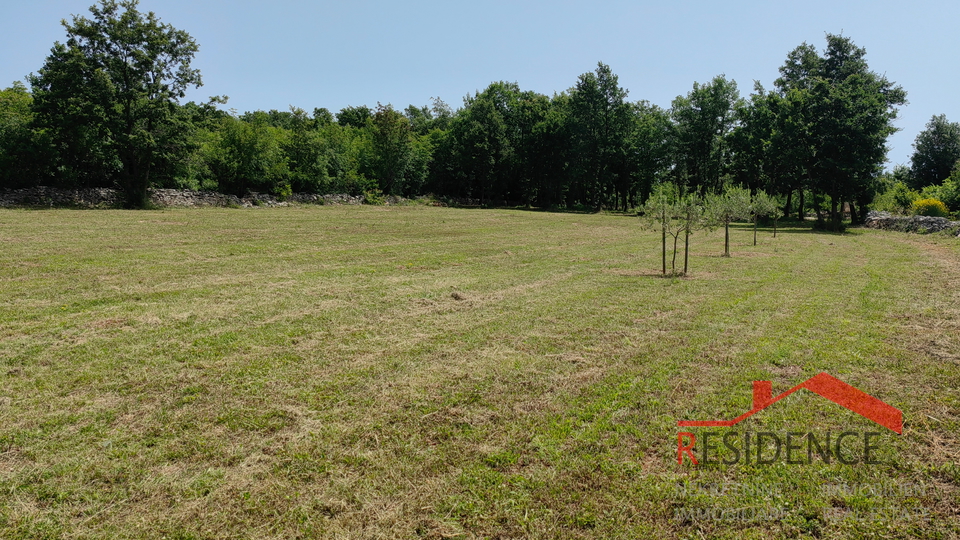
(629, 102, 673, 207)
(444, 82, 526, 203)
(210, 113, 290, 197)
(568, 62, 633, 209)
(368, 103, 415, 195)
(29, 0, 202, 207)
(774, 35, 906, 227)
(0, 82, 50, 188)
(336, 105, 372, 128)
(909, 114, 960, 189)
(671, 75, 741, 194)
(283, 107, 330, 193)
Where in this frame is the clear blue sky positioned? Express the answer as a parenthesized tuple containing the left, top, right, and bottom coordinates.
(2, 0, 957, 169)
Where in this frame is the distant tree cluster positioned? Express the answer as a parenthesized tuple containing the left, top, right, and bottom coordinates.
(0, 1, 914, 223)
(872, 115, 960, 217)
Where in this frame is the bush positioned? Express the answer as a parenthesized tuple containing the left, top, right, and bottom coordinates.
(872, 181, 919, 214)
(363, 189, 386, 205)
(911, 198, 950, 217)
(920, 179, 960, 215)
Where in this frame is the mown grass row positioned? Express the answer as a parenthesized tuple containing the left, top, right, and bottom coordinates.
(0, 206, 958, 539)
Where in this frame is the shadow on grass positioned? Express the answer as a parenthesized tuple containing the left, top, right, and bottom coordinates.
(728, 220, 863, 236)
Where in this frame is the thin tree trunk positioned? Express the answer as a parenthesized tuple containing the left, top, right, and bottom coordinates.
(724, 220, 730, 257)
(797, 190, 805, 221)
(753, 215, 758, 246)
(830, 196, 840, 229)
(683, 222, 690, 275)
(784, 190, 793, 220)
(672, 233, 679, 275)
(661, 206, 666, 276)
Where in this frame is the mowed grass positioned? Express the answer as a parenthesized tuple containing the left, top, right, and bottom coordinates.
(0, 205, 958, 539)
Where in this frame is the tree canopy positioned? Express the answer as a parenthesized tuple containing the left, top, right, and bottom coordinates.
(28, 0, 202, 207)
(3, 7, 925, 220)
(909, 114, 960, 189)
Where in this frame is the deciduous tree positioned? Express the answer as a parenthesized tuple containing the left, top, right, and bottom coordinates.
(909, 114, 960, 189)
(29, 0, 202, 207)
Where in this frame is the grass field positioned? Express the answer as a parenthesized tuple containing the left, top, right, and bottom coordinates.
(1, 205, 958, 539)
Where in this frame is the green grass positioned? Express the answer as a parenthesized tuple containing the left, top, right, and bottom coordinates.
(0, 205, 958, 539)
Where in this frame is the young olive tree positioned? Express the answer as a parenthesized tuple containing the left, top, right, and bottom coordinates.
(678, 193, 705, 275)
(749, 190, 782, 243)
(705, 186, 751, 257)
(641, 183, 705, 276)
(641, 183, 679, 276)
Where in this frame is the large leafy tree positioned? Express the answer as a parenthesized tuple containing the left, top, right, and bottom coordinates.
(670, 75, 741, 194)
(29, 0, 202, 207)
(774, 35, 905, 226)
(909, 114, 960, 189)
(283, 107, 330, 193)
(568, 62, 633, 209)
(209, 112, 290, 197)
(628, 101, 673, 207)
(0, 82, 51, 188)
(369, 103, 415, 195)
(444, 82, 527, 203)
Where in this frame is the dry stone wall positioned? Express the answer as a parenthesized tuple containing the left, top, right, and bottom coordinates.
(864, 210, 960, 236)
(0, 188, 385, 208)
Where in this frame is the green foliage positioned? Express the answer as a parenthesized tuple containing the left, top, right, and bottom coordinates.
(336, 105, 372, 128)
(640, 182, 704, 275)
(909, 114, 960, 189)
(873, 181, 920, 214)
(362, 188, 386, 205)
(368, 103, 420, 195)
(283, 107, 330, 193)
(671, 75, 741, 193)
(911, 198, 949, 217)
(209, 114, 290, 197)
(705, 186, 752, 256)
(28, 0, 202, 207)
(329, 169, 375, 196)
(569, 62, 634, 209)
(0, 82, 50, 188)
(917, 161, 960, 212)
(749, 190, 782, 242)
(773, 35, 906, 226)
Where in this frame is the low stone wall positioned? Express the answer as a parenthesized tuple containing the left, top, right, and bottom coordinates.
(864, 210, 960, 236)
(0, 187, 121, 208)
(0, 187, 403, 208)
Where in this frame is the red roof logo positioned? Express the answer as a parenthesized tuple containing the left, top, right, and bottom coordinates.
(678, 372, 903, 434)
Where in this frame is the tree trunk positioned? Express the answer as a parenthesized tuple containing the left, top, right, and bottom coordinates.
(724, 220, 730, 257)
(683, 222, 690, 275)
(753, 215, 758, 246)
(830, 195, 840, 230)
(661, 207, 666, 276)
(672, 233, 679, 274)
(783, 190, 793, 220)
(797, 190, 805, 221)
(849, 199, 859, 224)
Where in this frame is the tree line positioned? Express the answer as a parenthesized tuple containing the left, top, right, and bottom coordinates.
(0, 0, 919, 228)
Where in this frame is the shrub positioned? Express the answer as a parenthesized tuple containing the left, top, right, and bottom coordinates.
(920, 179, 960, 215)
(911, 198, 950, 217)
(363, 189, 386, 205)
(272, 181, 292, 201)
(872, 181, 919, 214)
